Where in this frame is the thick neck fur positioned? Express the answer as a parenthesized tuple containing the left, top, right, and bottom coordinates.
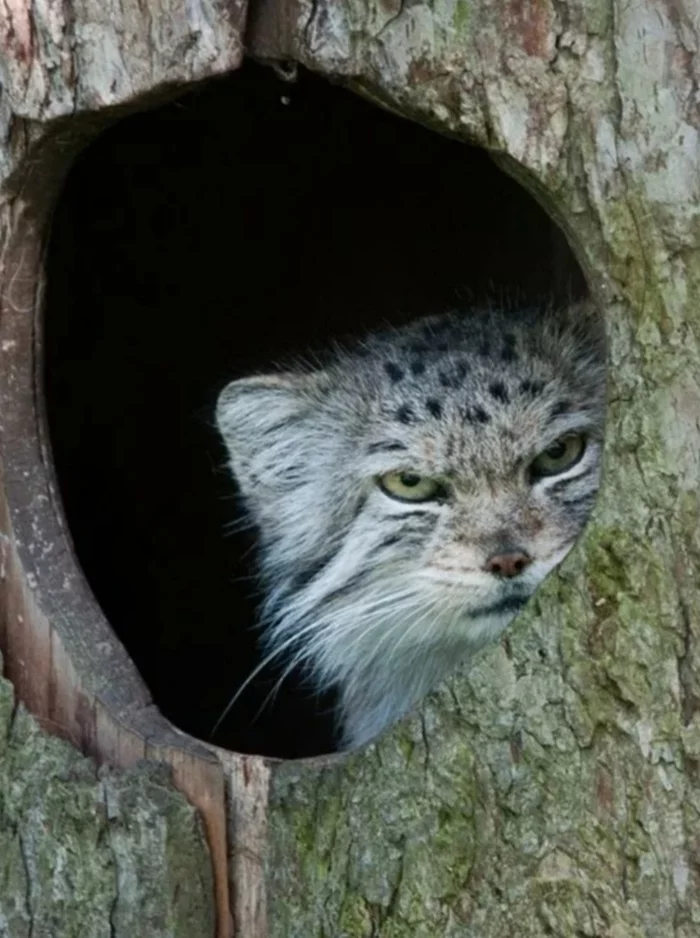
(216, 301, 606, 750)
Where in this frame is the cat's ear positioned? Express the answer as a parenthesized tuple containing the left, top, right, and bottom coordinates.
(216, 373, 319, 497)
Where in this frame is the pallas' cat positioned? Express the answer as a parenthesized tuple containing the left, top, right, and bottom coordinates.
(215, 301, 605, 749)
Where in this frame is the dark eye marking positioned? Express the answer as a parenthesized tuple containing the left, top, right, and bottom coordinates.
(376, 533, 403, 550)
(371, 521, 436, 557)
(551, 400, 572, 417)
(323, 573, 369, 604)
(410, 359, 426, 377)
(367, 440, 409, 455)
(289, 546, 342, 592)
(546, 463, 597, 494)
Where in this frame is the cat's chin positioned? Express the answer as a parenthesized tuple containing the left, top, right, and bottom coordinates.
(436, 590, 532, 650)
(338, 595, 531, 750)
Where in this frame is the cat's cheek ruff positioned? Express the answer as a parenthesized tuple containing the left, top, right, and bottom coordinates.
(263, 553, 532, 749)
(256, 486, 584, 744)
(336, 600, 531, 750)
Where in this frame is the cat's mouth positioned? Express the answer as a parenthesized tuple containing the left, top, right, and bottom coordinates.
(465, 592, 532, 619)
(422, 568, 536, 609)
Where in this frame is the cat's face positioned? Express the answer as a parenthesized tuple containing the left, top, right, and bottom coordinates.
(346, 392, 602, 648)
(216, 303, 605, 747)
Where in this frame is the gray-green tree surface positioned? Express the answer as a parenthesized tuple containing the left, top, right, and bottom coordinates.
(1, 0, 699, 936)
(263, 2, 700, 937)
(0, 664, 216, 938)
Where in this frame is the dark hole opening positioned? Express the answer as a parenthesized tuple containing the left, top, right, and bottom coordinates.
(44, 61, 585, 759)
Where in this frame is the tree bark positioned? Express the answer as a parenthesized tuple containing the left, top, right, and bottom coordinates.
(0, 3, 250, 937)
(1, 1, 699, 937)
(252, 2, 700, 936)
(0, 663, 216, 937)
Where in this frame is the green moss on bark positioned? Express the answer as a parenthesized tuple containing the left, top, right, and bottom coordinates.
(0, 671, 215, 938)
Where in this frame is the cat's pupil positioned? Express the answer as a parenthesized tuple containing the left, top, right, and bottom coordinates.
(546, 441, 566, 459)
(400, 473, 421, 487)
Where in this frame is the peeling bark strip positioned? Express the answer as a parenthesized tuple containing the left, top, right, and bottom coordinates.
(219, 752, 272, 938)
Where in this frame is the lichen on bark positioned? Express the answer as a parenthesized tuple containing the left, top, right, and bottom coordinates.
(1, 0, 699, 934)
(0, 666, 216, 938)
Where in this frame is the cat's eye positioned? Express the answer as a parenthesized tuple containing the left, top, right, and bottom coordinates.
(530, 433, 587, 479)
(378, 471, 443, 502)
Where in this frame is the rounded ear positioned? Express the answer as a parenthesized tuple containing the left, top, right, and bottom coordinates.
(215, 373, 318, 497)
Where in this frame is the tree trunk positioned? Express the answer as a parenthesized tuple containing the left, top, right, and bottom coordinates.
(0, 670, 216, 938)
(0, 3, 249, 936)
(251, 2, 700, 936)
(2, 1, 700, 937)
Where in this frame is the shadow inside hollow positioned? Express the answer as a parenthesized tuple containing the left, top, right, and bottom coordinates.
(44, 61, 585, 758)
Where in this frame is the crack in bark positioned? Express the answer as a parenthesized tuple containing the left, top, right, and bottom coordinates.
(676, 591, 698, 727)
(16, 828, 34, 938)
(374, 1, 406, 42)
(302, 0, 320, 54)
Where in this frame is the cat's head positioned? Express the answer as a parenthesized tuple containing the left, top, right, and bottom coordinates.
(216, 301, 605, 744)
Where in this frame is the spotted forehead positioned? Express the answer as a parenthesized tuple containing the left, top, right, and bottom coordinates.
(349, 322, 586, 471)
(375, 399, 553, 480)
(370, 340, 563, 430)
(326, 304, 603, 467)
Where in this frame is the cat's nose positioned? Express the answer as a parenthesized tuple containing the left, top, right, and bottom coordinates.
(483, 549, 533, 579)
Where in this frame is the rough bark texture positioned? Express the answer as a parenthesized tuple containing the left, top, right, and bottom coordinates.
(0, 654, 216, 938)
(0, 3, 249, 937)
(2, 1, 699, 937)
(259, 2, 700, 937)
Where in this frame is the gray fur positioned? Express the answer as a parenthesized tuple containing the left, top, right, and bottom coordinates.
(216, 301, 606, 749)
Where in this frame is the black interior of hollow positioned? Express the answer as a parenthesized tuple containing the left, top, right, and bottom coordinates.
(44, 61, 585, 759)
